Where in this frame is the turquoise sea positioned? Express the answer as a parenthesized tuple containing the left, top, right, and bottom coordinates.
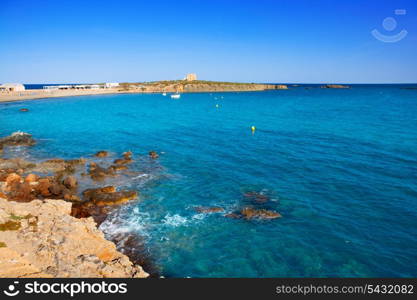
(1, 85, 416, 277)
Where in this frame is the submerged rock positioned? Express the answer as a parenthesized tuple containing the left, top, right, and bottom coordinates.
(225, 207, 281, 220)
(95, 151, 108, 158)
(88, 162, 116, 180)
(149, 151, 159, 159)
(243, 191, 269, 204)
(195, 206, 224, 213)
(34, 158, 86, 174)
(113, 158, 132, 165)
(63, 175, 77, 190)
(19, 108, 29, 112)
(122, 151, 133, 160)
(240, 207, 281, 219)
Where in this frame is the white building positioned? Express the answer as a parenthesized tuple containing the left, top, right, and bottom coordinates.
(105, 82, 120, 88)
(0, 83, 25, 92)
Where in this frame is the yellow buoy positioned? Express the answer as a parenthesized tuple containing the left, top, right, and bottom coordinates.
(251, 126, 256, 132)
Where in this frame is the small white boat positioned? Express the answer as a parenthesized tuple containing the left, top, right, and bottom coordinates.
(171, 94, 181, 99)
(162, 92, 167, 96)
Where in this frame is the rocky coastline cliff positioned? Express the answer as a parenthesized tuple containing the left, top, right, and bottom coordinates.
(0, 132, 150, 278)
(0, 198, 148, 278)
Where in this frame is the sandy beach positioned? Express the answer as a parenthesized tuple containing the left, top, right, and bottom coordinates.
(0, 88, 124, 103)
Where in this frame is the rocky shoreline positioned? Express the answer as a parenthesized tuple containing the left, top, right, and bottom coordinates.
(0, 132, 155, 278)
(0, 131, 283, 278)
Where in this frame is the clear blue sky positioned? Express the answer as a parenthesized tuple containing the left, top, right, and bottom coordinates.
(1, 0, 416, 83)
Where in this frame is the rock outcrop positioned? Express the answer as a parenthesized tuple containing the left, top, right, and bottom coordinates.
(0, 198, 148, 278)
(0, 132, 36, 152)
(322, 84, 350, 89)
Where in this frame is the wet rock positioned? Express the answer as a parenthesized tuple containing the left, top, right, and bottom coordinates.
(82, 186, 116, 200)
(195, 206, 224, 213)
(35, 178, 52, 197)
(19, 108, 29, 112)
(82, 186, 137, 206)
(95, 151, 108, 158)
(0, 132, 36, 148)
(123, 151, 133, 160)
(35, 158, 86, 174)
(7, 181, 34, 202)
(88, 162, 116, 181)
(149, 151, 159, 159)
(224, 213, 242, 219)
(63, 176, 77, 190)
(63, 193, 81, 202)
(109, 164, 128, 171)
(0, 158, 36, 173)
(49, 181, 67, 197)
(113, 158, 132, 165)
(71, 204, 110, 225)
(240, 207, 281, 219)
(243, 191, 269, 204)
(225, 207, 281, 220)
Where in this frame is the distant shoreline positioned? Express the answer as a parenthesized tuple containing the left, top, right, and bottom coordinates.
(0, 81, 288, 103)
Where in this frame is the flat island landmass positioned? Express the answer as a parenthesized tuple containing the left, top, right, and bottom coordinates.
(0, 79, 289, 103)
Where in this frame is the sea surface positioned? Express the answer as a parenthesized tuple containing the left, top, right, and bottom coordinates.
(1, 85, 416, 277)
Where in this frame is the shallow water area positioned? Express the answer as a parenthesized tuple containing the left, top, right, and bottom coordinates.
(1, 86, 416, 277)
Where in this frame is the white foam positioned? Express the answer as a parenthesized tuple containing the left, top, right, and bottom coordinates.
(132, 173, 150, 180)
(162, 214, 188, 227)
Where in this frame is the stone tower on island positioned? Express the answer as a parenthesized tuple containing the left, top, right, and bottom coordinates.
(185, 73, 197, 81)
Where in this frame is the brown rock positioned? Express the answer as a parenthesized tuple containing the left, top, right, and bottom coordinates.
(243, 191, 269, 203)
(82, 186, 116, 202)
(63, 176, 77, 189)
(95, 151, 108, 158)
(25, 173, 39, 183)
(36, 178, 52, 197)
(225, 213, 242, 219)
(82, 187, 137, 207)
(0, 132, 36, 148)
(195, 206, 225, 213)
(113, 158, 132, 165)
(5, 173, 21, 187)
(64, 193, 81, 202)
(149, 151, 159, 159)
(122, 151, 133, 160)
(88, 163, 116, 181)
(109, 164, 128, 171)
(240, 207, 281, 219)
(8, 182, 34, 202)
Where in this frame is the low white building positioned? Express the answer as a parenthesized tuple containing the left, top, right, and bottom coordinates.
(0, 83, 25, 92)
(105, 82, 120, 88)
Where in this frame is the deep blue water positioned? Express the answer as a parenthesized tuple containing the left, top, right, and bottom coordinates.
(1, 86, 417, 277)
